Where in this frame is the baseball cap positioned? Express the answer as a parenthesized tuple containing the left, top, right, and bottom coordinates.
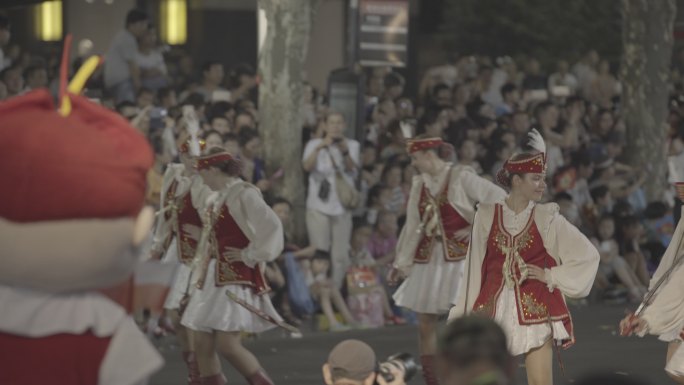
(327, 340, 377, 381)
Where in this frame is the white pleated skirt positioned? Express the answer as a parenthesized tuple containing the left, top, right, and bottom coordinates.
(494, 287, 570, 356)
(163, 263, 192, 311)
(657, 320, 684, 376)
(393, 246, 464, 315)
(180, 260, 282, 333)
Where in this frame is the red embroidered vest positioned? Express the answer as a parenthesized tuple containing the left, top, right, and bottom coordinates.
(0, 332, 111, 385)
(176, 191, 203, 264)
(472, 204, 574, 348)
(211, 205, 270, 295)
(414, 168, 470, 263)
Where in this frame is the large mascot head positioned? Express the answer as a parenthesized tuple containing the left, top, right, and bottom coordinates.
(0, 76, 154, 291)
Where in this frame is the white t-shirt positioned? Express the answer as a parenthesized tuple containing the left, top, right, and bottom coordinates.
(104, 30, 138, 87)
(303, 138, 360, 216)
(136, 49, 167, 74)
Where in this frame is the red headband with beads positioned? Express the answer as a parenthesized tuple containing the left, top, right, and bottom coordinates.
(195, 152, 235, 170)
(503, 152, 546, 175)
(406, 137, 443, 154)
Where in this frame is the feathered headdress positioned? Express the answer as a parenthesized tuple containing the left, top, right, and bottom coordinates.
(496, 129, 547, 186)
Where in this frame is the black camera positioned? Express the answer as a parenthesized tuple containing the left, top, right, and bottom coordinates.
(375, 353, 418, 384)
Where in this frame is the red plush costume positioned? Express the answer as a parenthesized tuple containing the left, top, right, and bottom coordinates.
(0, 88, 164, 385)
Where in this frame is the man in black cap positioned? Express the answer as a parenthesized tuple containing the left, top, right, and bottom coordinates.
(323, 339, 405, 385)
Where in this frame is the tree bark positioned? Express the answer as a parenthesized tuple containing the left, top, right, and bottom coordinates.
(258, 0, 320, 243)
(620, 0, 676, 201)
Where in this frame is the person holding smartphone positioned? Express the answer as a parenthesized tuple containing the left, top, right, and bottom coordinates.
(302, 111, 360, 288)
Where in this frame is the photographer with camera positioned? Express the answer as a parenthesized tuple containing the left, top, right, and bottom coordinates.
(302, 111, 360, 288)
(437, 316, 513, 385)
(322, 339, 410, 385)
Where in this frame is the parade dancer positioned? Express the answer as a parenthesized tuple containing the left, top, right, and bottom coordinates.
(449, 130, 599, 385)
(388, 134, 506, 385)
(150, 138, 209, 385)
(620, 186, 684, 384)
(181, 149, 285, 385)
(0, 51, 163, 384)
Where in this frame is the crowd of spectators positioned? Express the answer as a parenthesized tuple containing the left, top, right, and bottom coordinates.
(3, 7, 684, 332)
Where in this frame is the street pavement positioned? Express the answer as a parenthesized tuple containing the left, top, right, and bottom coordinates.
(150, 303, 670, 385)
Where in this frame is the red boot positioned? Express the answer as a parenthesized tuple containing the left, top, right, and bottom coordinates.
(246, 368, 275, 385)
(199, 373, 226, 385)
(182, 351, 201, 385)
(420, 355, 439, 385)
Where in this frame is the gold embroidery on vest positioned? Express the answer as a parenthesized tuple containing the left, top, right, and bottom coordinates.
(521, 292, 548, 318)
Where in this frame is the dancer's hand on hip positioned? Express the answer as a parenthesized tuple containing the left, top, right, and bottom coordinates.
(527, 265, 547, 283)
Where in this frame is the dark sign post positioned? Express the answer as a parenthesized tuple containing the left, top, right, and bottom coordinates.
(327, 68, 366, 142)
(358, 0, 409, 67)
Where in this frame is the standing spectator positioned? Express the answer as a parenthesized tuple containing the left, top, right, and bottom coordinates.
(548, 60, 578, 95)
(0, 15, 10, 71)
(383, 72, 405, 100)
(23, 65, 47, 91)
(238, 128, 269, 192)
(1, 64, 23, 97)
(302, 111, 360, 288)
(228, 63, 258, 103)
(195, 61, 227, 103)
(157, 86, 177, 109)
(136, 26, 168, 92)
(573, 50, 599, 98)
(136, 88, 154, 109)
(521, 58, 547, 91)
(589, 60, 619, 108)
(494, 83, 519, 117)
(104, 9, 149, 103)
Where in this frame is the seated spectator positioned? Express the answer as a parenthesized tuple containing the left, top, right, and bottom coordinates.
(23, 64, 47, 91)
(366, 184, 392, 226)
(347, 221, 404, 327)
(209, 114, 232, 134)
(381, 164, 407, 216)
(591, 215, 647, 303)
(644, 201, 675, 249)
(555, 192, 583, 229)
(438, 316, 513, 385)
(618, 216, 652, 285)
(456, 139, 483, 174)
(591, 158, 647, 212)
(235, 109, 257, 131)
(270, 197, 315, 326)
(380, 121, 409, 161)
(303, 250, 357, 331)
(368, 211, 399, 267)
(590, 185, 613, 220)
(222, 132, 240, 156)
(203, 129, 223, 151)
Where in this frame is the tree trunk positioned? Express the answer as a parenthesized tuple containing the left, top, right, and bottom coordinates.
(258, 0, 320, 243)
(620, 0, 676, 202)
